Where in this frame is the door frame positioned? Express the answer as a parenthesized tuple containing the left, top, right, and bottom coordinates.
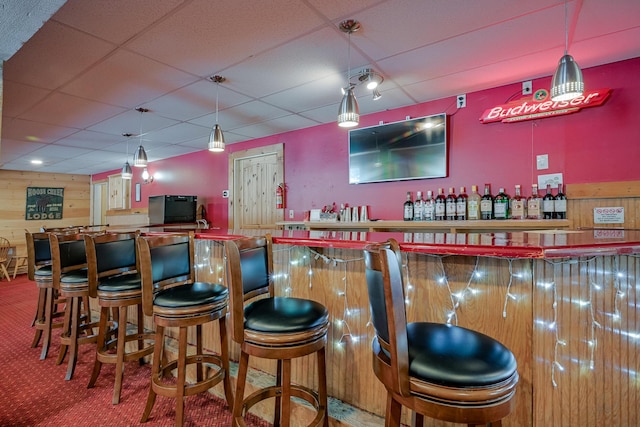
(227, 143, 284, 229)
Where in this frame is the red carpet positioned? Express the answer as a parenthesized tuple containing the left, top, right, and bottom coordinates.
(0, 275, 270, 426)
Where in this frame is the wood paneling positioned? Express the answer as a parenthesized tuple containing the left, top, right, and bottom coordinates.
(0, 170, 90, 256)
(567, 181, 640, 229)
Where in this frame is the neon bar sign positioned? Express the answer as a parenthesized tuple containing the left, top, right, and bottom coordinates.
(480, 88, 611, 124)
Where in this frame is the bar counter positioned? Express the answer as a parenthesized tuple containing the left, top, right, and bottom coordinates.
(144, 228, 640, 426)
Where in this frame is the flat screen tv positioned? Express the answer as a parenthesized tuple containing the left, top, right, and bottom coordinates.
(348, 113, 447, 184)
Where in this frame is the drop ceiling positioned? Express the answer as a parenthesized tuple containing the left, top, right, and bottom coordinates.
(1, 0, 639, 175)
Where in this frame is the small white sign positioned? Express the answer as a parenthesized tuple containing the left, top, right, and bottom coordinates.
(593, 207, 624, 224)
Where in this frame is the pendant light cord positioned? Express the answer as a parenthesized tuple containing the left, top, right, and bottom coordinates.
(215, 82, 220, 124)
(347, 30, 352, 87)
(563, 0, 569, 55)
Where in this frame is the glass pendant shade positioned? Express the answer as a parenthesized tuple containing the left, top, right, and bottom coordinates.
(551, 53, 584, 101)
(121, 161, 133, 179)
(208, 124, 225, 152)
(338, 87, 359, 128)
(133, 145, 148, 167)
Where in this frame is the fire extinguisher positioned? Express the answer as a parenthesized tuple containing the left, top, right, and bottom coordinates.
(276, 183, 285, 209)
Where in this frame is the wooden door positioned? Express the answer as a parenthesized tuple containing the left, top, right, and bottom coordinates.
(229, 144, 284, 229)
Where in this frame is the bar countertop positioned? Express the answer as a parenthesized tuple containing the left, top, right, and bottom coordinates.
(185, 227, 640, 259)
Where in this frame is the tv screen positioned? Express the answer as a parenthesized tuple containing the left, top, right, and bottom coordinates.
(348, 113, 447, 184)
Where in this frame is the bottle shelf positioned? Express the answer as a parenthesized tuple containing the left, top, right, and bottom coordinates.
(287, 219, 572, 233)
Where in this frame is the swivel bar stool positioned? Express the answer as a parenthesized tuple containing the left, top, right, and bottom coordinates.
(50, 231, 99, 380)
(136, 232, 233, 427)
(26, 231, 66, 360)
(84, 231, 155, 404)
(363, 239, 518, 427)
(224, 234, 329, 427)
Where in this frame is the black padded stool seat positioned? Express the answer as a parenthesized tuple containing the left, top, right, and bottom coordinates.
(406, 323, 517, 388)
(137, 232, 233, 427)
(225, 234, 330, 427)
(244, 296, 328, 334)
(153, 282, 227, 311)
(26, 231, 67, 361)
(364, 239, 518, 427)
(85, 232, 155, 405)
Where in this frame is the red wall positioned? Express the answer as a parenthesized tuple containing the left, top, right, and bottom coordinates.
(94, 58, 640, 227)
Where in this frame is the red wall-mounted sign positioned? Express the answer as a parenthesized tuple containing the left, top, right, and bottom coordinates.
(480, 88, 611, 124)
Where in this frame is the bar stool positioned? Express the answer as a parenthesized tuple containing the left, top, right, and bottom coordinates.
(26, 231, 66, 360)
(224, 234, 329, 427)
(363, 239, 518, 427)
(136, 232, 233, 427)
(84, 231, 155, 404)
(50, 232, 99, 380)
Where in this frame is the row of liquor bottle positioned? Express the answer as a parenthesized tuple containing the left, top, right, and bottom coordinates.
(403, 183, 567, 221)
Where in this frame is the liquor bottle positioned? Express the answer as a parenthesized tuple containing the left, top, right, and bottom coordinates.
(527, 184, 542, 219)
(435, 188, 446, 221)
(480, 184, 493, 220)
(467, 185, 481, 220)
(493, 188, 510, 219)
(413, 191, 424, 221)
(403, 191, 414, 221)
(424, 190, 435, 221)
(554, 183, 567, 219)
(445, 187, 457, 220)
(542, 184, 555, 219)
(456, 186, 468, 220)
(511, 185, 527, 219)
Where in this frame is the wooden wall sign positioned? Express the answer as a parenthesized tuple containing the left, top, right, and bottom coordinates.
(480, 88, 611, 124)
(25, 187, 64, 220)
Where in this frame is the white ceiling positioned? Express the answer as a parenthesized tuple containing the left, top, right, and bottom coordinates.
(1, 0, 639, 175)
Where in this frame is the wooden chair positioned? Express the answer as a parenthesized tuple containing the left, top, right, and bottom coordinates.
(26, 231, 67, 360)
(84, 231, 155, 404)
(224, 234, 329, 427)
(363, 239, 518, 427)
(50, 232, 99, 380)
(0, 237, 12, 281)
(136, 232, 233, 427)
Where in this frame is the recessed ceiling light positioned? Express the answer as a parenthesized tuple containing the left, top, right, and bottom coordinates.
(31, 159, 43, 165)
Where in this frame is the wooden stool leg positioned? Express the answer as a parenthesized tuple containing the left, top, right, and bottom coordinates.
(233, 351, 250, 425)
(274, 360, 282, 426)
(112, 306, 128, 404)
(281, 359, 292, 427)
(317, 347, 329, 427)
(413, 412, 425, 426)
(141, 325, 164, 423)
(31, 288, 46, 330)
(0, 263, 10, 282)
(64, 296, 81, 380)
(385, 393, 402, 427)
(56, 294, 72, 365)
(196, 324, 203, 382)
(176, 326, 188, 427)
(219, 316, 234, 408)
(88, 306, 110, 388)
(137, 305, 145, 364)
(39, 288, 54, 359)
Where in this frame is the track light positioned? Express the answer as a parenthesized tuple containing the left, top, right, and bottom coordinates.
(372, 89, 382, 101)
(359, 68, 384, 90)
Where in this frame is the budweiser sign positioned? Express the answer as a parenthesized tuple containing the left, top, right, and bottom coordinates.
(480, 88, 611, 124)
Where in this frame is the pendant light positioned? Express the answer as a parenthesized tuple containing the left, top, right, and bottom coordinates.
(121, 133, 133, 180)
(208, 75, 226, 152)
(550, 0, 584, 101)
(133, 107, 148, 167)
(338, 19, 360, 128)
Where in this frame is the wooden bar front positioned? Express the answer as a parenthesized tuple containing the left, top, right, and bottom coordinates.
(181, 230, 638, 426)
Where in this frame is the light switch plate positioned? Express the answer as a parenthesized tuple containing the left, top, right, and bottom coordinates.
(536, 154, 549, 170)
